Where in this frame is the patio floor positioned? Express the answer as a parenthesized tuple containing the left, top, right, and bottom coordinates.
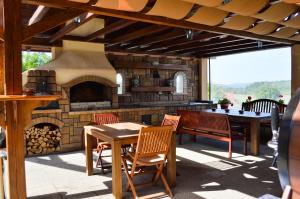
(25, 137, 282, 199)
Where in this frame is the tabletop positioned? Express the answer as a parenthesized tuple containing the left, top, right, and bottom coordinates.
(84, 122, 148, 141)
(203, 109, 271, 119)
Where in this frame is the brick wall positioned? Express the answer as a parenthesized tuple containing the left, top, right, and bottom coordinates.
(107, 55, 199, 106)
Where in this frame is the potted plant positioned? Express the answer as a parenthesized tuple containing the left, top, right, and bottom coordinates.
(218, 98, 232, 109)
(278, 94, 284, 104)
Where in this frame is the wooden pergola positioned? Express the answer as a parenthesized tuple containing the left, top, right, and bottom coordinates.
(1, 0, 300, 198)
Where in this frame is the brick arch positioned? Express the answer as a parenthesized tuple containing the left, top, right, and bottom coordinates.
(62, 75, 117, 88)
(25, 117, 64, 130)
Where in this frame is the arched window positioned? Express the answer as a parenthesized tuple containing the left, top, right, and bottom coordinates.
(116, 73, 124, 94)
(174, 72, 187, 94)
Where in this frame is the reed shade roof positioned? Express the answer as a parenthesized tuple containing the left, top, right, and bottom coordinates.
(146, 0, 194, 20)
(220, 15, 257, 30)
(66, 0, 300, 42)
(186, 7, 228, 26)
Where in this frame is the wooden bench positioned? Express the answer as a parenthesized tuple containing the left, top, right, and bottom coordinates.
(177, 110, 247, 158)
(242, 99, 287, 114)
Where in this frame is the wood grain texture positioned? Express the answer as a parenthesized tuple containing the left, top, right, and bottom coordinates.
(112, 140, 122, 199)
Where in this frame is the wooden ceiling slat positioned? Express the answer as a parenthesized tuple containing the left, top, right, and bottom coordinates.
(200, 44, 288, 58)
(28, 5, 50, 25)
(85, 19, 136, 41)
(125, 29, 186, 49)
(141, 32, 218, 51)
(106, 25, 169, 47)
(191, 40, 262, 55)
(172, 37, 246, 54)
(50, 12, 95, 42)
(23, 8, 84, 41)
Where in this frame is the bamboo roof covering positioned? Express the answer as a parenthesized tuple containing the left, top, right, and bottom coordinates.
(20, 0, 300, 58)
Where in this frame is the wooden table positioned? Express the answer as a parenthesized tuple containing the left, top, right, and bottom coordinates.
(203, 109, 271, 155)
(84, 122, 177, 199)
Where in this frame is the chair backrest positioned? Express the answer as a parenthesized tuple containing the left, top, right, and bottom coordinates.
(177, 110, 231, 136)
(242, 99, 287, 114)
(271, 105, 280, 132)
(135, 126, 173, 160)
(93, 113, 119, 125)
(161, 114, 181, 132)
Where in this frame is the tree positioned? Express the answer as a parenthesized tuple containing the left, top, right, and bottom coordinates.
(255, 85, 281, 100)
(22, 52, 52, 72)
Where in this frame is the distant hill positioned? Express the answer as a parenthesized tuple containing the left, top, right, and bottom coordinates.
(211, 80, 291, 106)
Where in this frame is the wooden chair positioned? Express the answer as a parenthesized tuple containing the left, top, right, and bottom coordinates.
(93, 113, 119, 174)
(121, 126, 174, 199)
(177, 110, 247, 158)
(242, 99, 287, 114)
(161, 114, 181, 132)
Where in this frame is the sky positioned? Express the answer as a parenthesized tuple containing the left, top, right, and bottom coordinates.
(209, 47, 291, 85)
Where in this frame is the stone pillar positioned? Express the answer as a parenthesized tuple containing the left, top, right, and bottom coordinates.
(292, 45, 300, 96)
(198, 58, 208, 100)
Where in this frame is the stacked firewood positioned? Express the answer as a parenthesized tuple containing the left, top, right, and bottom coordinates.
(25, 126, 61, 155)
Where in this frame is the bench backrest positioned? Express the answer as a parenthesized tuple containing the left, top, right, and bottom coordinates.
(242, 99, 287, 114)
(177, 110, 231, 136)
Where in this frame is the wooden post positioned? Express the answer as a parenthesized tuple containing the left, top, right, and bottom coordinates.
(198, 58, 208, 100)
(291, 45, 300, 96)
(2, 0, 27, 198)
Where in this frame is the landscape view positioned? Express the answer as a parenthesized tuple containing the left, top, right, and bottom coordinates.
(209, 47, 291, 108)
(211, 80, 291, 108)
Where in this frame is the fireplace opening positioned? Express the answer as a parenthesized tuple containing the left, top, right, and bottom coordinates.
(70, 81, 112, 111)
(70, 81, 111, 103)
(25, 123, 61, 155)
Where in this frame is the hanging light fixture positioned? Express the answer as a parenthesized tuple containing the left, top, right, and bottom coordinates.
(73, 17, 81, 24)
(186, 29, 194, 40)
(257, 41, 263, 48)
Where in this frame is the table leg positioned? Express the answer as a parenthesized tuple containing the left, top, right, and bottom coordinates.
(112, 140, 122, 199)
(167, 133, 176, 187)
(250, 119, 260, 156)
(85, 132, 93, 176)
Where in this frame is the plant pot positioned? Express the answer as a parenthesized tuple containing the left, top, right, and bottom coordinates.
(220, 104, 230, 109)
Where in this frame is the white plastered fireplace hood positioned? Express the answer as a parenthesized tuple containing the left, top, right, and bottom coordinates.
(22, 18, 116, 85)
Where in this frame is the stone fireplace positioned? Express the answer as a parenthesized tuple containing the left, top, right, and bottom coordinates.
(22, 36, 118, 154)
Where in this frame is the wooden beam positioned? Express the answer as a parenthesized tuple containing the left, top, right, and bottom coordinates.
(22, 0, 296, 44)
(2, 0, 26, 198)
(0, 0, 3, 41)
(142, 32, 218, 51)
(184, 40, 260, 55)
(196, 42, 272, 56)
(50, 12, 96, 43)
(28, 5, 50, 26)
(163, 36, 244, 54)
(105, 47, 195, 59)
(107, 25, 169, 47)
(199, 44, 287, 58)
(113, 60, 189, 70)
(23, 8, 84, 41)
(85, 19, 136, 42)
(125, 29, 186, 49)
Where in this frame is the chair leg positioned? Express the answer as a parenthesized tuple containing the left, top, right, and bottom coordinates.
(154, 163, 173, 198)
(228, 140, 232, 159)
(244, 130, 248, 155)
(271, 155, 278, 167)
(179, 134, 182, 145)
(121, 157, 137, 198)
(96, 147, 105, 174)
(160, 171, 173, 198)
